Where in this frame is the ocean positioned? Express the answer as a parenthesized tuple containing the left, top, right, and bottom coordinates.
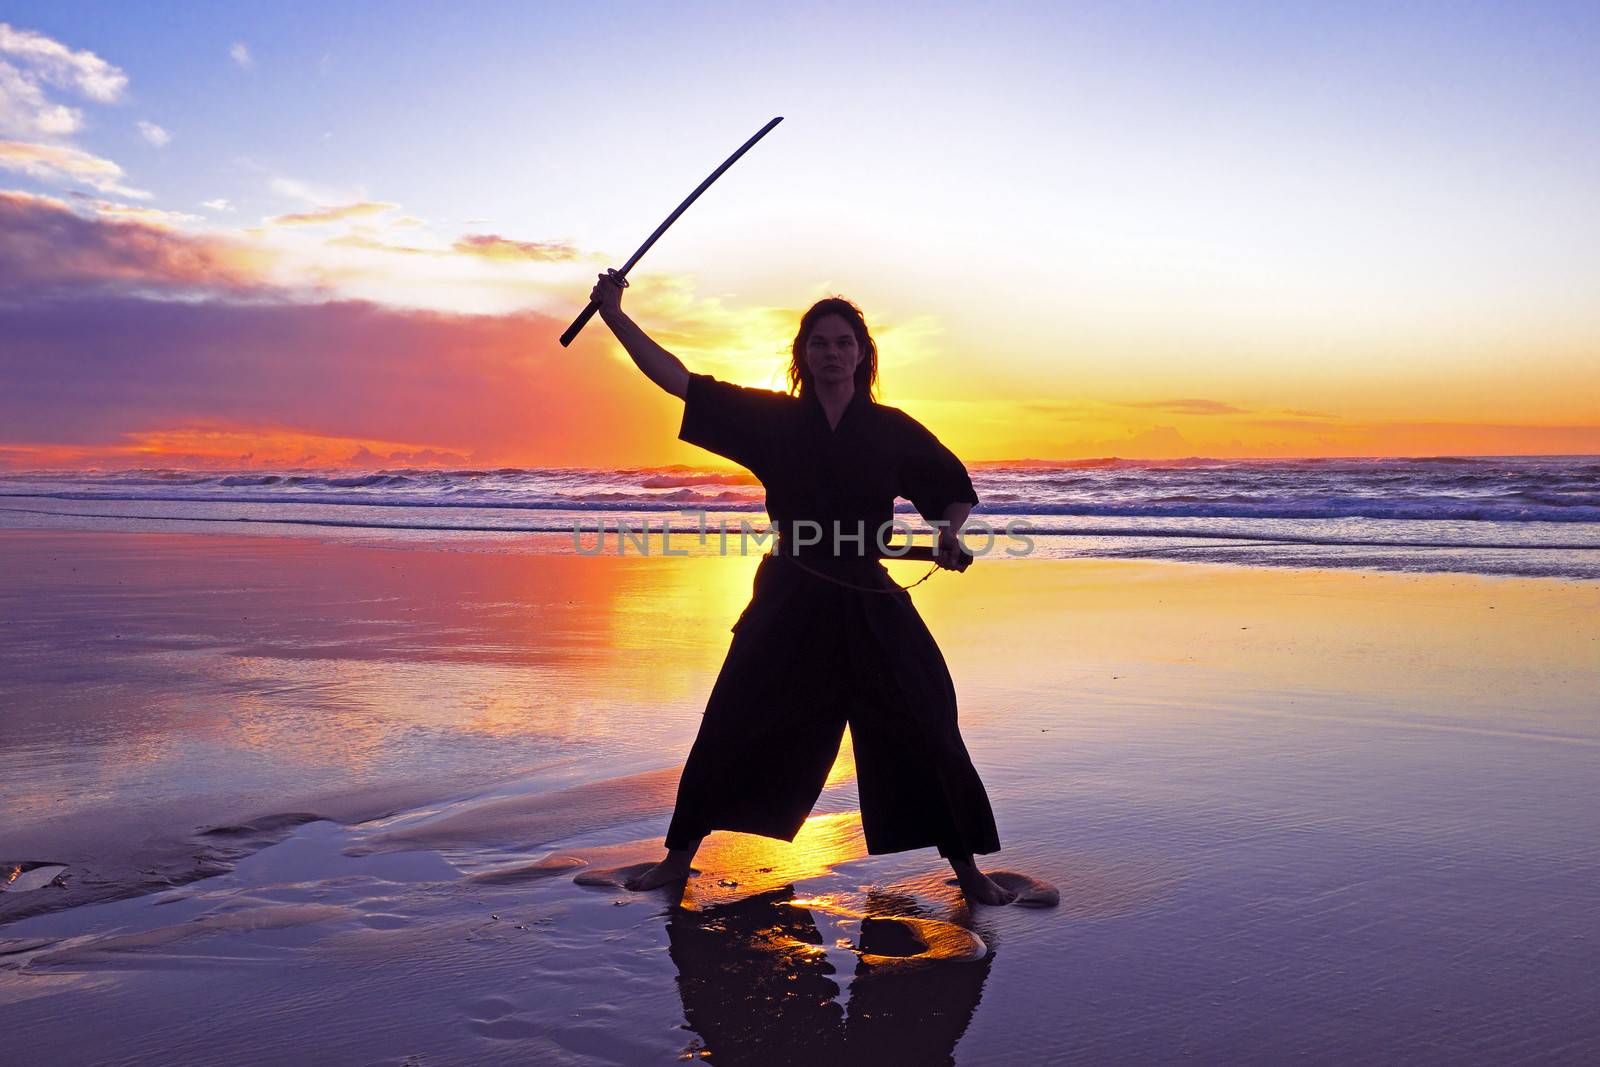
(2, 454, 1597, 579)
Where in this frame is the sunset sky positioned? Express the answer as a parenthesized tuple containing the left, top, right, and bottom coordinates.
(2, 1, 1597, 469)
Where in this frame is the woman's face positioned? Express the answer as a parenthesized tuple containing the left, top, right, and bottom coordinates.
(804, 314, 863, 387)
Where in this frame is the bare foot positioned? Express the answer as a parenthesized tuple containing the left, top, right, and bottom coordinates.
(622, 857, 694, 891)
(950, 861, 1019, 906)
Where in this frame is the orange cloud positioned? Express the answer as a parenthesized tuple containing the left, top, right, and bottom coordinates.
(0, 426, 472, 470)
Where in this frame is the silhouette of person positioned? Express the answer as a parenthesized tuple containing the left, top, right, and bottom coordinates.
(591, 271, 1016, 905)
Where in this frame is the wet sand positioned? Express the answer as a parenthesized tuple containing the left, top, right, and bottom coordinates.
(2, 529, 1597, 1063)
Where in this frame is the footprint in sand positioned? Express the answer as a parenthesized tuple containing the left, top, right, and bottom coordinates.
(943, 870, 1060, 907)
(857, 915, 988, 965)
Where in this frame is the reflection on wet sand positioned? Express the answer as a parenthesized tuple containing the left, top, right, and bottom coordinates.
(668, 886, 994, 1065)
(561, 808, 995, 1062)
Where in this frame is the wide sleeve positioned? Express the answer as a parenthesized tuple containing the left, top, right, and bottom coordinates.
(897, 414, 980, 524)
(677, 372, 783, 474)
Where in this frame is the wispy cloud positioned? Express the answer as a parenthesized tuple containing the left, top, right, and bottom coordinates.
(267, 174, 363, 206)
(135, 119, 170, 147)
(1118, 397, 1250, 415)
(1245, 417, 1345, 430)
(452, 234, 580, 262)
(1016, 398, 1113, 419)
(65, 190, 198, 225)
(324, 232, 429, 255)
(315, 229, 582, 264)
(229, 42, 253, 69)
(201, 197, 233, 212)
(0, 140, 150, 199)
(269, 200, 398, 226)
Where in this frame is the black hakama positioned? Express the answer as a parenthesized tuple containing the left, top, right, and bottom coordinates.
(662, 372, 1001, 858)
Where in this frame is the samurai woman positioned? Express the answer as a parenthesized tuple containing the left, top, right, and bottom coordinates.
(590, 270, 1017, 905)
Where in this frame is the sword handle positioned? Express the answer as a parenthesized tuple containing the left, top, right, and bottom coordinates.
(560, 301, 600, 348)
(561, 268, 629, 347)
(880, 542, 974, 570)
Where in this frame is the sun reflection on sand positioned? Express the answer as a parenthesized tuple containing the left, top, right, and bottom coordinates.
(673, 811, 870, 911)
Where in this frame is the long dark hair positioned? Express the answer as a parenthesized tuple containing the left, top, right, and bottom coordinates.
(786, 296, 880, 401)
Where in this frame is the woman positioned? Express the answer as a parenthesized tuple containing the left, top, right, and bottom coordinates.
(591, 271, 1017, 905)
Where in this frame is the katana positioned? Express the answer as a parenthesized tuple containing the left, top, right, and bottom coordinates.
(559, 116, 784, 347)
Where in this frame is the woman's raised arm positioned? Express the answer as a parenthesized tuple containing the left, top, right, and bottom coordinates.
(590, 272, 691, 399)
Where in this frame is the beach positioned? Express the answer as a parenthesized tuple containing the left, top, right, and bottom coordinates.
(2, 527, 1597, 1064)
(5, 0, 1596, 1057)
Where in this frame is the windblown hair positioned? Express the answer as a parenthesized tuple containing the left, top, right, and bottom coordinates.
(786, 296, 880, 401)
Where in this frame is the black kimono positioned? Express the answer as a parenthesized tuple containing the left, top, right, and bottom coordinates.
(664, 372, 1001, 858)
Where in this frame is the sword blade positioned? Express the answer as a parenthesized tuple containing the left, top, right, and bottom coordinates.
(560, 116, 784, 347)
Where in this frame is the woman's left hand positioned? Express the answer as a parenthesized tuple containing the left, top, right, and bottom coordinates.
(934, 526, 971, 572)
